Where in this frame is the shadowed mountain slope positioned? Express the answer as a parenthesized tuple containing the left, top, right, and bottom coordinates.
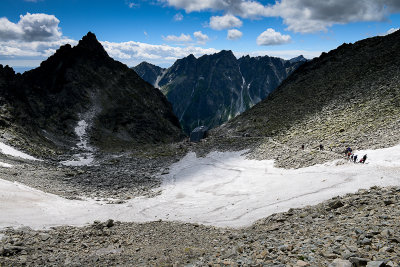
(0, 32, 183, 156)
(134, 52, 305, 134)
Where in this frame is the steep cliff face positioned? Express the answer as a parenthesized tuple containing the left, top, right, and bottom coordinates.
(220, 30, 400, 155)
(135, 52, 304, 133)
(0, 32, 183, 155)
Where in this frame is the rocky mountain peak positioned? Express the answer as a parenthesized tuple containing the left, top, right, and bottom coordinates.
(1, 32, 183, 155)
(75, 31, 109, 58)
(218, 50, 234, 56)
(186, 54, 196, 60)
(289, 55, 307, 63)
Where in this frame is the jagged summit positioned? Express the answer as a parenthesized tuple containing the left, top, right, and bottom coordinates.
(75, 31, 109, 57)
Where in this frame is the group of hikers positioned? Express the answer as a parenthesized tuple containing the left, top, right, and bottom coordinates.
(301, 144, 368, 164)
(345, 147, 367, 163)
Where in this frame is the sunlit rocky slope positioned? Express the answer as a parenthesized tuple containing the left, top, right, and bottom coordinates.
(218, 30, 400, 167)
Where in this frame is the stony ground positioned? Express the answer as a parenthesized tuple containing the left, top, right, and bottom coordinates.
(0, 136, 259, 200)
(1, 186, 399, 266)
(1, 133, 399, 267)
(0, 141, 190, 200)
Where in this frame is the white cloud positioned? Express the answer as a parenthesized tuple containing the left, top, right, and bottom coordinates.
(0, 13, 62, 42)
(193, 31, 209, 44)
(129, 3, 139, 8)
(227, 29, 242, 40)
(100, 40, 219, 66)
(0, 39, 77, 59)
(162, 0, 227, 12)
(209, 14, 242, 30)
(234, 50, 322, 60)
(163, 0, 400, 33)
(256, 28, 291, 46)
(386, 27, 399, 35)
(174, 13, 184, 21)
(162, 33, 192, 42)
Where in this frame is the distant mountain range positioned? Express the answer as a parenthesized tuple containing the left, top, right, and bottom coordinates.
(134, 52, 306, 133)
(0, 32, 182, 156)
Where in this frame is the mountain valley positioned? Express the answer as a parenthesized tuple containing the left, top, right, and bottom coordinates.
(134, 52, 305, 133)
(1, 30, 400, 267)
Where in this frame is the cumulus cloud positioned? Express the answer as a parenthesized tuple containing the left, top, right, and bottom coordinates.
(256, 28, 291, 46)
(162, 0, 400, 33)
(266, 0, 400, 33)
(193, 31, 209, 44)
(227, 29, 242, 40)
(162, 33, 192, 42)
(0, 13, 62, 42)
(209, 14, 242, 30)
(174, 13, 184, 21)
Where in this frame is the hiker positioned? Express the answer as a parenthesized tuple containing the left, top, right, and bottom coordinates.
(354, 154, 358, 163)
(350, 154, 354, 161)
(360, 154, 367, 164)
(301, 144, 305, 150)
(319, 144, 324, 151)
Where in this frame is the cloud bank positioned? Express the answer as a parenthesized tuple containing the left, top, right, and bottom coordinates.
(163, 0, 400, 33)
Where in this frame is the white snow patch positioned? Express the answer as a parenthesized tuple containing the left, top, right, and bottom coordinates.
(1, 144, 400, 229)
(154, 69, 167, 89)
(59, 153, 94, 167)
(60, 119, 95, 166)
(74, 120, 93, 151)
(0, 142, 40, 161)
(0, 161, 13, 168)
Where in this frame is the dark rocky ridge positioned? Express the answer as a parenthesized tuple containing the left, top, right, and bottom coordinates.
(134, 52, 305, 134)
(218, 30, 400, 167)
(0, 32, 183, 156)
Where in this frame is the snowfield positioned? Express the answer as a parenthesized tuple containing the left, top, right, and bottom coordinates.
(60, 119, 95, 166)
(1, 144, 400, 229)
(0, 142, 40, 161)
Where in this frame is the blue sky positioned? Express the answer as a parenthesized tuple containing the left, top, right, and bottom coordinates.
(0, 0, 399, 71)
